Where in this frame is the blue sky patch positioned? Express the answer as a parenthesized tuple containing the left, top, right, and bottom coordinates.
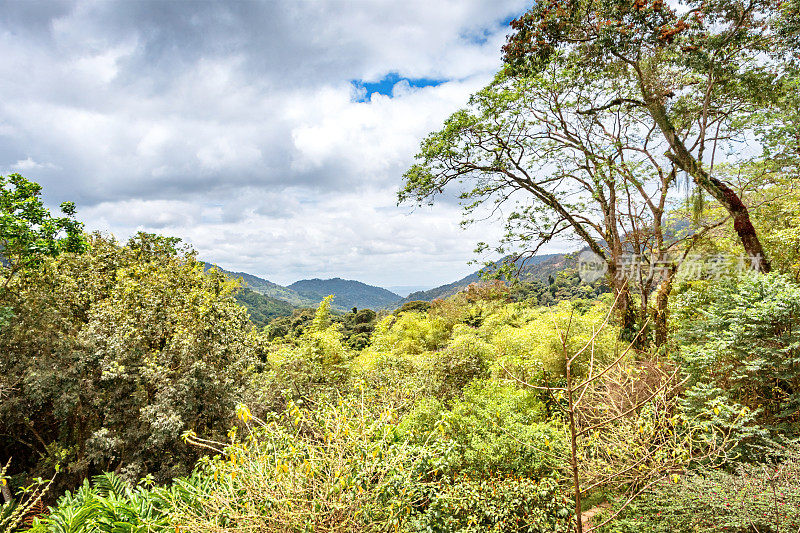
(351, 72, 448, 102)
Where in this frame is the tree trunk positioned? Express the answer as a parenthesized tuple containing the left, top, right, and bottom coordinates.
(565, 355, 583, 533)
(652, 265, 677, 348)
(607, 264, 640, 344)
(642, 95, 771, 273)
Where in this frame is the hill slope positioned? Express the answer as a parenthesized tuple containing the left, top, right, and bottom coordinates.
(288, 278, 402, 310)
(234, 288, 296, 327)
(202, 262, 319, 307)
(402, 253, 572, 303)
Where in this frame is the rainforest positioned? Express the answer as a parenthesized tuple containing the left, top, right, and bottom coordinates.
(2, 1, 800, 532)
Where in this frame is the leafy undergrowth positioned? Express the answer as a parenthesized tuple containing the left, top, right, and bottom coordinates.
(594, 447, 800, 533)
(8, 274, 800, 532)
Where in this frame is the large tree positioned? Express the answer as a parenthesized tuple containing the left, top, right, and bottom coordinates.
(0, 232, 260, 491)
(1, 173, 86, 291)
(400, 59, 711, 342)
(502, 0, 800, 273)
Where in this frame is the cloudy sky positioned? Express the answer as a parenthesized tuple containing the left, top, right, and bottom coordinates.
(0, 0, 539, 288)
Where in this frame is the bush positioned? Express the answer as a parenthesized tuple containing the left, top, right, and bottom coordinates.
(417, 325, 492, 399)
(258, 297, 351, 407)
(407, 476, 572, 533)
(171, 397, 440, 532)
(0, 233, 259, 489)
(488, 301, 618, 384)
(673, 273, 800, 435)
(370, 312, 450, 356)
(595, 444, 800, 532)
(400, 381, 563, 479)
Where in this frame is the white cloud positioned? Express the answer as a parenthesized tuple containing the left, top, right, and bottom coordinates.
(0, 0, 535, 287)
(11, 157, 57, 171)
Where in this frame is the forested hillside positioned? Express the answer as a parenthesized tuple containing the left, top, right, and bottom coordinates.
(288, 278, 402, 310)
(234, 287, 296, 326)
(402, 253, 568, 303)
(202, 263, 319, 307)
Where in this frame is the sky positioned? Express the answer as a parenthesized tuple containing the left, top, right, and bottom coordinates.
(0, 0, 540, 288)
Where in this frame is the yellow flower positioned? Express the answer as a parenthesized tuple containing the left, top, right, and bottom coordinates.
(236, 404, 252, 423)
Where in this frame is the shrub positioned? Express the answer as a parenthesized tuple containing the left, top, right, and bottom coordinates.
(407, 476, 572, 533)
(489, 301, 618, 384)
(165, 394, 573, 533)
(417, 325, 492, 399)
(259, 297, 351, 407)
(673, 273, 800, 435)
(595, 445, 800, 532)
(0, 233, 259, 489)
(370, 312, 450, 356)
(171, 397, 438, 532)
(400, 381, 562, 479)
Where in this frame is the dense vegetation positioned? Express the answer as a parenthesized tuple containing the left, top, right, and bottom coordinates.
(234, 287, 296, 327)
(2, 1, 800, 531)
(288, 278, 403, 311)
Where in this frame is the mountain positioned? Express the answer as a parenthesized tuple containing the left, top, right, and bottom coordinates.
(234, 288, 296, 327)
(202, 262, 319, 307)
(402, 253, 572, 303)
(288, 278, 402, 310)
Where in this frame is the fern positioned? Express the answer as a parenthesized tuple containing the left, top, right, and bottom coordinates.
(28, 474, 171, 533)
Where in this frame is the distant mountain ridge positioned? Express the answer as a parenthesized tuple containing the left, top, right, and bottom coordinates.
(288, 278, 402, 310)
(202, 263, 402, 311)
(202, 262, 319, 308)
(205, 252, 576, 315)
(401, 253, 572, 303)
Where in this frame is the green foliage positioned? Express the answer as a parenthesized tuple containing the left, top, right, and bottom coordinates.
(595, 445, 800, 532)
(28, 473, 173, 533)
(233, 287, 295, 327)
(0, 173, 86, 279)
(509, 269, 608, 307)
(171, 395, 571, 533)
(258, 298, 351, 407)
(487, 300, 619, 384)
(0, 233, 260, 488)
(673, 273, 800, 434)
(1, 460, 55, 533)
(400, 381, 563, 479)
(266, 307, 316, 340)
(395, 300, 430, 314)
(678, 382, 770, 459)
(416, 325, 491, 400)
(172, 397, 446, 532)
(370, 311, 451, 357)
(407, 476, 572, 533)
(0, 306, 11, 331)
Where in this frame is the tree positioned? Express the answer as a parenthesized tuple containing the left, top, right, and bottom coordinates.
(400, 60, 709, 343)
(502, 0, 800, 272)
(0, 173, 86, 291)
(502, 302, 733, 533)
(0, 233, 260, 490)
